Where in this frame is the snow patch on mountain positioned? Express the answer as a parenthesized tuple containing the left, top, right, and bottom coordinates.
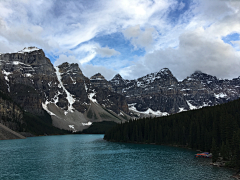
(70, 76, 76, 84)
(82, 122, 92, 126)
(84, 82, 88, 92)
(2, 70, 12, 92)
(129, 105, 168, 117)
(2, 70, 11, 82)
(143, 108, 169, 116)
(178, 107, 187, 112)
(214, 93, 227, 99)
(52, 91, 62, 104)
(187, 100, 197, 110)
(88, 91, 97, 103)
(18, 47, 40, 53)
(55, 66, 75, 112)
(68, 125, 76, 132)
(23, 73, 33, 77)
(42, 101, 57, 116)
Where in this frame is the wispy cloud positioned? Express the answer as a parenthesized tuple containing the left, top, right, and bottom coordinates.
(95, 45, 120, 57)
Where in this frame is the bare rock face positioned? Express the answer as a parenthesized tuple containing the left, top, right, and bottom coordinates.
(90, 73, 113, 91)
(57, 62, 90, 113)
(90, 73, 128, 114)
(0, 72, 25, 133)
(110, 69, 240, 116)
(55, 63, 129, 115)
(0, 47, 64, 115)
(0, 97, 24, 131)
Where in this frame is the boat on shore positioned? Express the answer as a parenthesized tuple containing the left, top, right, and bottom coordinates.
(195, 152, 212, 158)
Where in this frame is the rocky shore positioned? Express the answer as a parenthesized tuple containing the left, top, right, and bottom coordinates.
(210, 158, 240, 179)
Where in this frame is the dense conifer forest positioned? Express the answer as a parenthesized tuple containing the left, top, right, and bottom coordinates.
(104, 98, 240, 168)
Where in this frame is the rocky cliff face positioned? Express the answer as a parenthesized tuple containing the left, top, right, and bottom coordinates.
(110, 69, 240, 117)
(0, 47, 129, 132)
(90, 73, 129, 114)
(0, 47, 62, 115)
(0, 97, 24, 131)
(55, 62, 90, 112)
(90, 73, 113, 91)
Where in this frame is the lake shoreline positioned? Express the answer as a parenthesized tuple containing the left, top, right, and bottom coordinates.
(105, 139, 240, 177)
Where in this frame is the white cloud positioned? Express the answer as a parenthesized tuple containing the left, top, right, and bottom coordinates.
(123, 25, 156, 50)
(71, 43, 120, 64)
(178, 2, 185, 10)
(82, 64, 117, 80)
(54, 54, 81, 67)
(0, 0, 172, 53)
(95, 45, 120, 57)
(122, 25, 141, 38)
(231, 40, 240, 51)
(80, 52, 97, 64)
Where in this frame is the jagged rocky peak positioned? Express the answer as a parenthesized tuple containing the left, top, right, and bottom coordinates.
(90, 73, 106, 81)
(110, 73, 127, 86)
(57, 62, 83, 75)
(112, 73, 123, 80)
(56, 62, 88, 89)
(18, 47, 40, 53)
(137, 68, 178, 86)
(159, 68, 171, 74)
(141, 68, 174, 80)
(90, 73, 113, 90)
(155, 68, 175, 78)
(0, 46, 54, 75)
(187, 70, 218, 82)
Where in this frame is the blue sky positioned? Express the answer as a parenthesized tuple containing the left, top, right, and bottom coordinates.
(0, 0, 240, 80)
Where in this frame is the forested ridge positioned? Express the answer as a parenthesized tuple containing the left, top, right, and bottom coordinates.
(104, 98, 240, 168)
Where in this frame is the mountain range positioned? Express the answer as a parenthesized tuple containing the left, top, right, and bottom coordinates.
(110, 68, 240, 117)
(0, 47, 239, 136)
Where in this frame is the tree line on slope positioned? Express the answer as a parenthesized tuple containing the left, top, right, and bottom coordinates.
(104, 98, 240, 168)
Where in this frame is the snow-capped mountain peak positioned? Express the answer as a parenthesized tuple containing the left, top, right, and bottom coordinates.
(18, 47, 40, 53)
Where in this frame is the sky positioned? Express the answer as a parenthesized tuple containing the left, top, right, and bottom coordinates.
(0, 0, 240, 80)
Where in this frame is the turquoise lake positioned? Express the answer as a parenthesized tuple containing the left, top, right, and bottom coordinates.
(0, 134, 235, 179)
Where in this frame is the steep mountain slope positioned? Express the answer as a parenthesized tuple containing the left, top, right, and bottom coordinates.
(90, 73, 129, 114)
(110, 69, 240, 116)
(0, 47, 129, 133)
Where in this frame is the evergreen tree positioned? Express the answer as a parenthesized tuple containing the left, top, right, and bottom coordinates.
(211, 138, 218, 163)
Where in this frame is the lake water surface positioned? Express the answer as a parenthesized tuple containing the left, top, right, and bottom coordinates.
(0, 134, 235, 179)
